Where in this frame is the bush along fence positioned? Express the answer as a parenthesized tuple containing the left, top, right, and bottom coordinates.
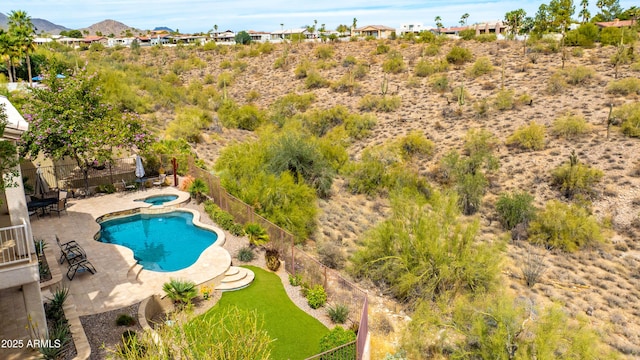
(187, 157, 369, 360)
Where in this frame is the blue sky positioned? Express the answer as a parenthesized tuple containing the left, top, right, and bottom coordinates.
(2, 0, 637, 34)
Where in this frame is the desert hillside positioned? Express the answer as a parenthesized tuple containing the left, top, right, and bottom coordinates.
(77, 37, 640, 356)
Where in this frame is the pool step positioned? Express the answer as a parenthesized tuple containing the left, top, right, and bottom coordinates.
(215, 267, 255, 291)
(127, 263, 144, 282)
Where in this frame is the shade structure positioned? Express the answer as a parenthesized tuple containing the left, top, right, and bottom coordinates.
(135, 155, 145, 179)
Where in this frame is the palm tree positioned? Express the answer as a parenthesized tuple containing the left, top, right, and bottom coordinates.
(8, 10, 36, 86)
(244, 223, 270, 247)
(435, 16, 443, 34)
(0, 30, 15, 82)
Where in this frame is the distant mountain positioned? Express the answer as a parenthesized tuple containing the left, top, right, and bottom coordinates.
(80, 19, 142, 37)
(0, 12, 70, 34)
(153, 26, 174, 33)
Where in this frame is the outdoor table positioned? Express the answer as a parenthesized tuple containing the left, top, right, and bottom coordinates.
(27, 198, 57, 216)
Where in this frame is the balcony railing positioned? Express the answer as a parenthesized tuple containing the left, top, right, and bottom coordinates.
(0, 219, 31, 266)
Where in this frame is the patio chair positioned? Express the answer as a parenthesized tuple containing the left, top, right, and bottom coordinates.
(56, 235, 86, 264)
(66, 257, 97, 280)
(122, 179, 136, 191)
(49, 198, 68, 217)
(152, 174, 167, 188)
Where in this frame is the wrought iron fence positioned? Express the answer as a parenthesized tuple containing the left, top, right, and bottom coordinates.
(21, 157, 138, 191)
(188, 158, 369, 359)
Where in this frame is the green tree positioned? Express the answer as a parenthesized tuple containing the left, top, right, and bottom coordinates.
(460, 13, 470, 26)
(8, 10, 36, 85)
(532, 4, 551, 35)
(579, 0, 591, 22)
(235, 30, 251, 45)
(352, 17, 358, 32)
(549, 0, 576, 33)
(495, 191, 536, 230)
(435, 16, 444, 34)
(505, 9, 527, 37)
(20, 68, 152, 193)
(0, 29, 18, 82)
(595, 0, 622, 21)
(0, 104, 20, 201)
(336, 24, 349, 37)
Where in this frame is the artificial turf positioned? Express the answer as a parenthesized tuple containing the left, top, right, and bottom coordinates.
(202, 265, 329, 360)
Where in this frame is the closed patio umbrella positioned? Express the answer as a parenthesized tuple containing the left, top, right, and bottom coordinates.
(34, 166, 50, 198)
(135, 155, 145, 179)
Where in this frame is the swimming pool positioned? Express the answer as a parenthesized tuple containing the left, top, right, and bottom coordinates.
(137, 194, 179, 206)
(97, 211, 218, 272)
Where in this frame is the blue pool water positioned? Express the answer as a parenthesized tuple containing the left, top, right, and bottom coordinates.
(98, 211, 217, 272)
(140, 195, 178, 205)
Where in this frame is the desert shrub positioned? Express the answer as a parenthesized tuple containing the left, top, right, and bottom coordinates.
(294, 60, 312, 78)
(203, 200, 246, 234)
(606, 78, 640, 96)
(269, 92, 315, 126)
(529, 200, 604, 252)
(288, 273, 303, 286)
(358, 95, 401, 112)
(266, 132, 335, 198)
(352, 63, 369, 79)
(430, 75, 449, 93)
(96, 183, 116, 194)
(237, 246, 255, 262)
(273, 56, 287, 69)
(257, 42, 274, 54)
(305, 71, 330, 89)
(565, 23, 599, 47)
(299, 105, 349, 137)
(342, 55, 357, 67)
(315, 45, 334, 60)
(344, 146, 400, 196)
(351, 190, 501, 303)
(397, 130, 434, 159)
(473, 98, 490, 118)
(546, 72, 567, 94)
(446, 46, 473, 65)
(551, 113, 590, 139)
(414, 58, 448, 77)
(116, 314, 136, 326)
(564, 66, 595, 85)
(316, 60, 337, 70)
(495, 191, 536, 230)
(613, 102, 640, 137)
(507, 122, 546, 151)
(166, 106, 213, 143)
(459, 28, 476, 40)
(319, 326, 356, 353)
(233, 104, 266, 131)
(327, 304, 350, 324)
(600, 26, 637, 46)
(306, 285, 327, 309)
(246, 90, 260, 102)
(217, 71, 233, 89)
(382, 51, 406, 74)
(493, 89, 515, 110)
(475, 33, 497, 42)
(376, 42, 390, 54)
(422, 44, 440, 56)
(551, 151, 603, 198)
(318, 242, 346, 269)
(466, 57, 493, 78)
(515, 93, 533, 107)
(331, 73, 361, 94)
(344, 113, 377, 139)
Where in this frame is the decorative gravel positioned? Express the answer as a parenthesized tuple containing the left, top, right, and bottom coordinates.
(79, 303, 142, 360)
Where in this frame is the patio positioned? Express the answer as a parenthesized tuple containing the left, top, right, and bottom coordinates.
(31, 187, 230, 316)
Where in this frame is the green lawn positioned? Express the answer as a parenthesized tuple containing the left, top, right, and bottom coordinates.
(202, 266, 329, 360)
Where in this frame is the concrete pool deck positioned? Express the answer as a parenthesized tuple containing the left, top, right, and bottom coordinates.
(31, 187, 231, 317)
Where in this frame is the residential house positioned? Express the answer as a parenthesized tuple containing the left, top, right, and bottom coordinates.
(438, 21, 506, 36)
(270, 28, 309, 40)
(0, 96, 47, 345)
(107, 37, 135, 47)
(150, 34, 171, 45)
(595, 18, 636, 28)
(353, 25, 396, 39)
(213, 30, 236, 43)
(170, 35, 207, 45)
(398, 23, 429, 36)
(248, 30, 271, 43)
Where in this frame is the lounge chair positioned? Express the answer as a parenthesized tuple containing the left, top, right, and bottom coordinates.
(66, 257, 97, 280)
(152, 174, 166, 188)
(56, 236, 86, 264)
(122, 179, 136, 191)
